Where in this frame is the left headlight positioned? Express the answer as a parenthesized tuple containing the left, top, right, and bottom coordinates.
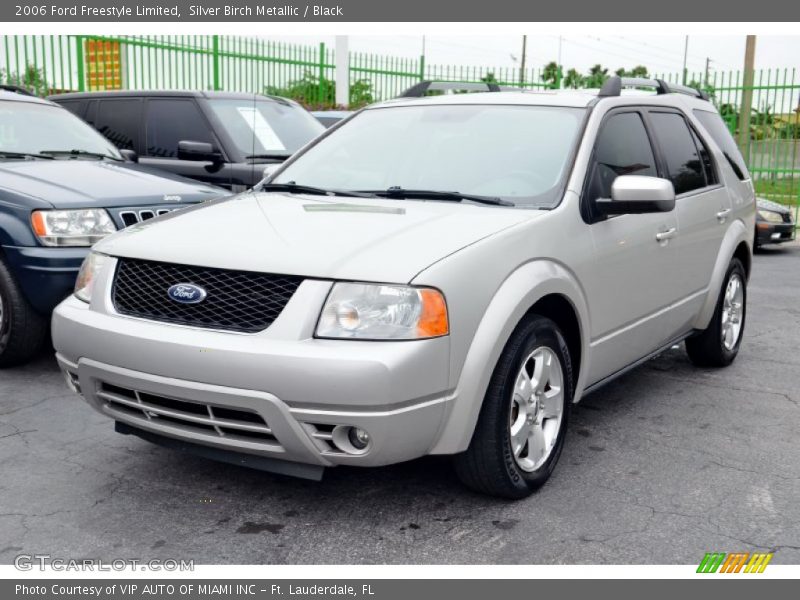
(31, 209, 117, 247)
(74, 252, 109, 303)
(316, 282, 449, 340)
(757, 209, 784, 224)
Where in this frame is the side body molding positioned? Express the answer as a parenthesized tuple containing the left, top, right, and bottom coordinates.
(430, 260, 591, 455)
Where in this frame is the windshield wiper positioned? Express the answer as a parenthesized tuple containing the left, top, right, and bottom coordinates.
(40, 149, 121, 161)
(0, 150, 54, 160)
(361, 187, 514, 207)
(259, 182, 378, 198)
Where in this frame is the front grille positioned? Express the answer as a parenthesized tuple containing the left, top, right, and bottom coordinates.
(98, 382, 280, 446)
(112, 258, 303, 333)
(117, 208, 177, 228)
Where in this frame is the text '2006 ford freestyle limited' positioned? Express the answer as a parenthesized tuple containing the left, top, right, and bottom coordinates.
(53, 77, 755, 498)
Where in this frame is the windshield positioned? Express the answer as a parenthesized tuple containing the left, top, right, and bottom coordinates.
(273, 104, 585, 207)
(207, 98, 325, 158)
(0, 100, 121, 159)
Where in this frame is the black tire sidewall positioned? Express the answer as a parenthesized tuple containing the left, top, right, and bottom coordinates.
(717, 259, 747, 362)
(492, 317, 573, 495)
(0, 270, 12, 353)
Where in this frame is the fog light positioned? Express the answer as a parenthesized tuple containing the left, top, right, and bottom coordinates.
(348, 427, 370, 450)
(771, 232, 781, 240)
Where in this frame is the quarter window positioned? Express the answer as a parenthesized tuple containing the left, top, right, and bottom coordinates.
(693, 109, 749, 180)
(586, 111, 657, 201)
(648, 112, 706, 194)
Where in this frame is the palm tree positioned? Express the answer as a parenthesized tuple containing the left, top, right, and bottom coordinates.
(563, 68, 584, 89)
(584, 64, 609, 88)
(541, 61, 561, 89)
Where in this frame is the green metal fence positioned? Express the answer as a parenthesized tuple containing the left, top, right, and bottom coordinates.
(1, 34, 798, 216)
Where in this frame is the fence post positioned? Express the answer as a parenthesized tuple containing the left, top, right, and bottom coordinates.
(318, 42, 326, 106)
(212, 35, 221, 91)
(75, 35, 85, 92)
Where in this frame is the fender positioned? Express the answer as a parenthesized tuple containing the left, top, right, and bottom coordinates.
(429, 259, 591, 455)
(692, 218, 751, 331)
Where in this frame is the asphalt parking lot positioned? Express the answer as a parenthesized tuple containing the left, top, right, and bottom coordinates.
(1, 242, 799, 566)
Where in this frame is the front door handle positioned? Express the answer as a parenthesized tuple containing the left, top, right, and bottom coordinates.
(656, 227, 677, 242)
(716, 208, 732, 222)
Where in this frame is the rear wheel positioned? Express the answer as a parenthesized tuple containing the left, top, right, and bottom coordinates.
(0, 257, 48, 368)
(454, 315, 573, 499)
(686, 257, 746, 367)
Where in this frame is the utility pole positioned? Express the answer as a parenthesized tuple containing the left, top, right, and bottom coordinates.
(704, 57, 711, 87)
(682, 35, 689, 84)
(334, 36, 349, 108)
(519, 35, 527, 87)
(738, 35, 757, 155)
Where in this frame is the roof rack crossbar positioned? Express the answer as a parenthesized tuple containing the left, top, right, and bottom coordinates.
(597, 76, 709, 101)
(399, 80, 503, 98)
(0, 84, 36, 97)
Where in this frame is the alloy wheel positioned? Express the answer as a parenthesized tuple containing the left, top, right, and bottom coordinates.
(721, 273, 744, 351)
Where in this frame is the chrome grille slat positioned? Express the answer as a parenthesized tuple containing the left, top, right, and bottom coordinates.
(97, 390, 274, 434)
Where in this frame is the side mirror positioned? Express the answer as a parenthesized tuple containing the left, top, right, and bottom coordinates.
(119, 149, 138, 163)
(177, 140, 223, 163)
(596, 175, 676, 214)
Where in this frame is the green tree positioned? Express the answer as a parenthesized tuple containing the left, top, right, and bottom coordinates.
(265, 71, 374, 109)
(563, 68, 583, 89)
(541, 61, 561, 89)
(615, 65, 649, 78)
(0, 64, 49, 96)
(584, 64, 609, 88)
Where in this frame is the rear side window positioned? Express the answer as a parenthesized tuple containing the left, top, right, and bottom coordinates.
(648, 112, 706, 195)
(689, 127, 717, 186)
(95, 99, 141, 151)
(693, 109, 749, 180)
(145, 98, 215, 158)
(586, 111, 657, 201)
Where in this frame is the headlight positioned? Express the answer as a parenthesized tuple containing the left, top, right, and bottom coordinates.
(757, 209, 784, 224)
(316, 283, 449, 340)
(31, 209, 117, 247)
(74, 252, 108, 303)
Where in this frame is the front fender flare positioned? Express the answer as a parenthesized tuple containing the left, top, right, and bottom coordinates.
(430, 259, 590, 455)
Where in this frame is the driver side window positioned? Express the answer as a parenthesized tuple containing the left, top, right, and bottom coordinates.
(586, 111, 657, 205)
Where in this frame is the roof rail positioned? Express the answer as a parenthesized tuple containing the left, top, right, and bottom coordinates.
(0, 84, 36, 97)
(399, 80, 505, 98)
(598, 76, 709, 101)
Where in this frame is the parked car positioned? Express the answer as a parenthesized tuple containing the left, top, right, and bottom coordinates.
(0, 87, 226, 367)
(311, 110, 353, 128)
(53, 77, 755, 498)
(49, 91, 325, 191)
(755, 197, 795, 247)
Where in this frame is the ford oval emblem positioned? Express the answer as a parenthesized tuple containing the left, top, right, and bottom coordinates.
(167, 283, 207, 304)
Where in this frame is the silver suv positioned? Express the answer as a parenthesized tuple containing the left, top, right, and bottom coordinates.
(53, 78, 755, 498)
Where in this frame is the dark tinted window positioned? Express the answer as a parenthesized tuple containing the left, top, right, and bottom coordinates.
(55, 99, 84, 118)
(649, 112, 705, 194)
(95, 99, 141, 150)
(690, 127, 716, 185)
(145, 99, 214, 158)
(587, 111, 657, 200)
(693, 109, 749, 180)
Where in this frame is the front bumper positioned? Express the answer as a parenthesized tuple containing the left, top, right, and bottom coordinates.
(756, 221, 795, 245)
(52, 274, 454, 470)
(2, 245, 87, 314)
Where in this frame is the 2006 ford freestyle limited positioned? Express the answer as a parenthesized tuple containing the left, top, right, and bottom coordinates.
(53, 78, 755, 498)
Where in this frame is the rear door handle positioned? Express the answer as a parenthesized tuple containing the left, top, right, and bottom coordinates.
(716, 208, 732, 222)
(655, 227, 677, 242)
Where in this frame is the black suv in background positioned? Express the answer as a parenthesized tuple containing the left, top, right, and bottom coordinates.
(50, 91, 325, 191)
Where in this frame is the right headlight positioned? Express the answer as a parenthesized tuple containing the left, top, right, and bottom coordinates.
(757, 209, 784, 224)
(31, 209, 117, 247)
(74, 252, 109, 303)
(316, 282, 449, 340)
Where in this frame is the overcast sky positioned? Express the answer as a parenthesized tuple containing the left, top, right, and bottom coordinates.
(266, 35, 800, 78)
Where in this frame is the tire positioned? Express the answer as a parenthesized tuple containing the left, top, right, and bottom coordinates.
(454, 315, 573, 499)
(0, 257, 48, 368)
(685, 257, 746, 368)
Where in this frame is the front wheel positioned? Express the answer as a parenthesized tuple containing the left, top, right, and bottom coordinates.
(0, 257, 48, 368)
(686, 257, 747, 367)
(454, 315, 573, 499)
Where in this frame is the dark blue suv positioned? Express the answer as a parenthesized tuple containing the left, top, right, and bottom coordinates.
(0, 87, 226, 366)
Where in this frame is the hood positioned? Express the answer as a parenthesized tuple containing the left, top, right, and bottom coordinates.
(756, 197, 791, 215)
(0, 159, 225, 208)
(96, 192, 541, 282)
